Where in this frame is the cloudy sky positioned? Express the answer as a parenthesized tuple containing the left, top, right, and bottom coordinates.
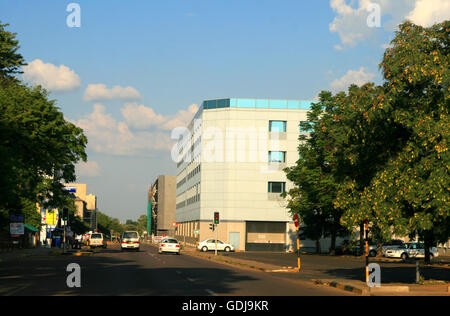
(1, 0, 449, 221)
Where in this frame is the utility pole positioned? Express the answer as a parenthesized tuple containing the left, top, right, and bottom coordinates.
(214, 212, 220, 256)
(294, 214, 301, 271)
(364, 220, 369, 284)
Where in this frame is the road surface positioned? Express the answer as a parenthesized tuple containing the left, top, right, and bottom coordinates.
(0, 243, 351, 296)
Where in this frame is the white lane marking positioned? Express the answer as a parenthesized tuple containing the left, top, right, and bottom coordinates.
(176, 271, 182, 275)
(205, 289, 216, 296)
(186, 277, 196, 282)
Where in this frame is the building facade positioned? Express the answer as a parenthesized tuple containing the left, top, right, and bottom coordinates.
(150, 175, 177, 236)
(64, 183, 97, 229)
(175, 98, 314, 251)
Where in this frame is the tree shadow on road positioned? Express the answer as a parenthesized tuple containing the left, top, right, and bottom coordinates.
(323, 264, 450, 284)
(0, 253, 259, 296)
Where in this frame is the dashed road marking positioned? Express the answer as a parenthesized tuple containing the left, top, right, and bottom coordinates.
(205, 289, 216, 296)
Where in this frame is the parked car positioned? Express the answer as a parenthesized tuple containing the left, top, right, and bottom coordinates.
(158, 238, 181, 255)
(381, 239, 405, 256)
(352, 239, 407, 257)
(197, 239, 234, 252)
(89, 233, 107, 249)
(120, 231, 140, 252)
(384, 242, 439, 260)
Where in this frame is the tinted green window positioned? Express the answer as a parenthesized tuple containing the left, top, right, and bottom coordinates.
(268, 182, 286, 193)
(269, 121, 286, 132)
(269, 151, 286, 163)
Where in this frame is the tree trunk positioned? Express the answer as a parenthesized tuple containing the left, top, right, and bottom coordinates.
(359, 223, 364, 256)
(329, 230, 337, 255)
(424, 237, 432, 264)
(316, 239, 321, 254)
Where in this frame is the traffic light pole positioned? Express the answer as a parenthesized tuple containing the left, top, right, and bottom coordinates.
(364, 221, 369, 284)
(296, 226, 301, 271)
(215, 226, 218, 256)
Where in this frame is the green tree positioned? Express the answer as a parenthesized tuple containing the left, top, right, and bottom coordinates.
(137, 215, 147, 235)
(0, 21, 87, 231)
(0, 22, 26, 78)
(284, 91, 348, 254)
(335, 21, 450, 262)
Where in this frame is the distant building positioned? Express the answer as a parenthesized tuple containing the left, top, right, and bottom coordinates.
(175, 98, 316, 251)
(64, 183, 97, 229)
(150, 176, 176, 236)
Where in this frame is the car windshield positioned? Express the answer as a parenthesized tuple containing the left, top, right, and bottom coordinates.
(163, 239, 178, 244)
(91, 234, 102, 239)
(123, 232, 138, 239)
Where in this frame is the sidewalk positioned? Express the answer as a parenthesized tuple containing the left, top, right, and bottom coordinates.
(0, 247, 53, 263)
(167, 243, 450, 295)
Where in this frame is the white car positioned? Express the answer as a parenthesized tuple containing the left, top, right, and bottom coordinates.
(384, 242, 439, 260)
(89, 233, 107, 249)
(158, 238, 181, 255)
(197, 239, 234, 252)
(120, 231, 140, 251)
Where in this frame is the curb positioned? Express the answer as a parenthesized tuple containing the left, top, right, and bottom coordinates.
(312, 279, 365, 295)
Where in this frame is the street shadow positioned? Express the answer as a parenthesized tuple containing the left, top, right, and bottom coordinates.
(323, 264, 450, 284)
(0, 252, 259, 296)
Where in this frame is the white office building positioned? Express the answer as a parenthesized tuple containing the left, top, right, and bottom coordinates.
(174, 98, 313, 251)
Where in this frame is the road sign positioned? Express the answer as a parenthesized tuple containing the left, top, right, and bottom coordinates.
(293, 214, 299, 228)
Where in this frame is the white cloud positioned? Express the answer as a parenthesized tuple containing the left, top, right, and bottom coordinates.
(76, 161, 101, 177)
(329, 0, 450, 49)
(330, 67, 376, 92)
(407, 0, 450, 28)
(22, 59, 81, 92)
(83, 84, 141, 102)
(73, 103, 198, 157)
(122, 103, 199, 131)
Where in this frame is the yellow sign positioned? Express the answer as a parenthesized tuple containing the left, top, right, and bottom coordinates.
(46, 210, 58, 225)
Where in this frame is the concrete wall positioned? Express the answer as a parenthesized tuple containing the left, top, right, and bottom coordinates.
(156, 175, 176, 232)
(175, 106, 311, 251)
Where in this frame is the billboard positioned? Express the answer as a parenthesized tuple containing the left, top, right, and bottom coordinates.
(10, 223, 24, 235)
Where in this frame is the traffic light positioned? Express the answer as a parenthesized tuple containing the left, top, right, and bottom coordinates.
(62, 208, 69, 221)
(209, 223, 215, 231)
(214, 212, 220, 225)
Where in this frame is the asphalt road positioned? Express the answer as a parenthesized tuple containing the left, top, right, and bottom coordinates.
(0, 244, 351, 296)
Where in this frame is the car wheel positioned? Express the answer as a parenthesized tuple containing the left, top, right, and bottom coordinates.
(224, 247, 231, 252)
(401, 253, 408, 261)
(202, 246, 208, 252)
(369, 250, 377, 257)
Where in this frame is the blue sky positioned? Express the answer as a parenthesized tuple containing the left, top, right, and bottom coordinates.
(1, 0, 448, 221)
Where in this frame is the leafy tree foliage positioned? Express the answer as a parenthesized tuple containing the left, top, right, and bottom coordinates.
(0, 21, 87, 231)
(0, 23, 25, 78)
(284, 91, 348, 254)
(334, 21, 449, 261)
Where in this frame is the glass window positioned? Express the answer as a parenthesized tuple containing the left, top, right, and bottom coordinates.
(268, 182, 286, 193)
(123, 232, 138, 239)
(269, 151, 286, 163)
(269, 121, 286, 132)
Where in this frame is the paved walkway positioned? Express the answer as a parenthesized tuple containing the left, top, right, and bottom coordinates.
(0, 247, 53, 262)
